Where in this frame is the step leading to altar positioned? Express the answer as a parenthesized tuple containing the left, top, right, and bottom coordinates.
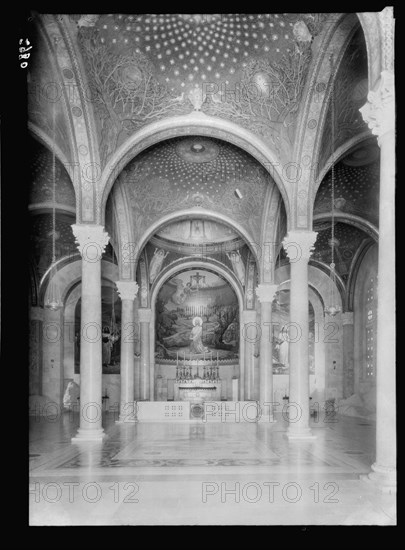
(135, 401, 260, 422)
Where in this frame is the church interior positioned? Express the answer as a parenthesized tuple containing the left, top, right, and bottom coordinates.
(27, 12, 396, 525)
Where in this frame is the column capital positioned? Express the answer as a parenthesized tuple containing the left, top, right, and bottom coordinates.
(71, 224, 109, 259)
(116, 280, 139, 301)
(282, 230, 317, 261)
(359, 70, 395, 141)
(138, 308, 152, 323)
(255, 283, 279, 303)
(342, 311, 354, 325)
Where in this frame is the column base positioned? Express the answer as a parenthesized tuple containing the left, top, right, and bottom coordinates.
(71, 428, 106, 443)
(285, 426, 317, 440)
(116, 415, 137, 424)
(360, 463, 396, 494)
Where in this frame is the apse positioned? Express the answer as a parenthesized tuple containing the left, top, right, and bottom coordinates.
(155, 268, 239, 361)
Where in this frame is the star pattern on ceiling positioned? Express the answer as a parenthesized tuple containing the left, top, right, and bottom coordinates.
(92, 13, 302, 91)
(123, 136, 267, 197)
(311, 222, 369, 279)
(29, 139, 75, 208)
(315, 148, 380, 225)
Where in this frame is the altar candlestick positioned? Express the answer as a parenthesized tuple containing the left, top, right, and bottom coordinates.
(217, 351, 219, 367)
(177, 351, 179, 367)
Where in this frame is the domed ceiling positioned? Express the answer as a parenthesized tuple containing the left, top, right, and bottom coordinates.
(317, 26, 369, 176)
(314, 139, 380, 226)
(73, 13, 328, 164)
(151, 219, 244, 255)
(166, 269, 228, 289)
(29, 138, 76, 210)
(114, 136, 277, 242)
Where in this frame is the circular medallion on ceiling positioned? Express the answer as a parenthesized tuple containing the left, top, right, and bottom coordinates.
(175, 138, 220, 164)
(342, 143, 380, 166)
(119, 64, 143, 90)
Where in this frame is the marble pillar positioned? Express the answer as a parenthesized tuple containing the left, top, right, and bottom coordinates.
(138, 308, 152, 401)
(256, 284, 279, 421)
(360, 67, 396, 491)
(116, 281, 139, 422)
(71, 224, 109, 442)
(283, 230, 317, 439)
(29, 307, 44, 396)
(242, 309, 257, 400)
(134, 297, 141, 401)
(342, 312, 354, 398)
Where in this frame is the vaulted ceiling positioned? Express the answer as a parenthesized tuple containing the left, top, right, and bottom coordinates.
(110, 135, 279, 243)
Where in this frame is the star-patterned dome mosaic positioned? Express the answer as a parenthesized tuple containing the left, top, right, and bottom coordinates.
(314, 140, 380, 226)
(29, 138, 76, 209)
(75, 13, 325, 92)
(113, 135, 275, 244)
(311, 222, 370, 280)
(120, 136, 269, 197)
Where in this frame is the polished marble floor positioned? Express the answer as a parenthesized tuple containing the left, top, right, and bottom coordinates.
(29, 412, 396, 525)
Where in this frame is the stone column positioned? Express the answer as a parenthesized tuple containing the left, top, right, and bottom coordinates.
(342, 312, 354, 398)
(116, 281, 139, 422)
(283, 230, 317, 439)
(256, 283, 279, 421)
(71, 224, 109, 442)
(138, 308, 152, 401)
(242, 309, 256, 400)
(133, 297, 141, 401)
(360, 67, 396, 491)
(29, 307, 44, 396)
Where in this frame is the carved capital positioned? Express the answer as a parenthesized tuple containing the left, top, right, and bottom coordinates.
(138, 308, 152, 323)
(71, 224, 109, 259)
(255, 283, 279, 303)
(360, 70, 395, 140)
(342, 312, 354, 326)
(116, 281, 139, 302)
(282, 230, 317, 261)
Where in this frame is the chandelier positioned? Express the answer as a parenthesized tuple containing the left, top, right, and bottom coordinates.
(45, 68, 63, 311)
(189, 271, 208, 290)
(325, 55, 341, 317)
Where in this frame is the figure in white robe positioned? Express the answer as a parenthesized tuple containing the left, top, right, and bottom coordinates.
(189, 317, 209, 354)
(149, 248, 169, 284)
(277, 326, 290, 368)
(226, 250, 246, 286)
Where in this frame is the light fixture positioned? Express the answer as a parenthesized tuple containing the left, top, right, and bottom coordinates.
(325, 56, 341, 317)
(45, 85, 63, 311)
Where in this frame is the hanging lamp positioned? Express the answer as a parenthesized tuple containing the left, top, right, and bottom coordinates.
(44, 97, 63, 311)
(324, 55, 341, 317)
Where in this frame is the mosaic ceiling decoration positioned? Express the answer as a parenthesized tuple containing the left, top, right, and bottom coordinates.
(311, 222, 369, 281)
(28, 31, 71, 162)
(151, 219, 244, 256)
(29, 213, 77, 281)
(318, 26, 369, 176)
(75, 13, 328, 165)
(30, 213, 115, 284)
(314, 141, 380, 226)
(115, 136, 275, 242)
(29, 138, 76, 209)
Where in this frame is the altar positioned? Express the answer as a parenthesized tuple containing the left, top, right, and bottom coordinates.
(173, 358, 221, 403)
(174, 378, 221, 402)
